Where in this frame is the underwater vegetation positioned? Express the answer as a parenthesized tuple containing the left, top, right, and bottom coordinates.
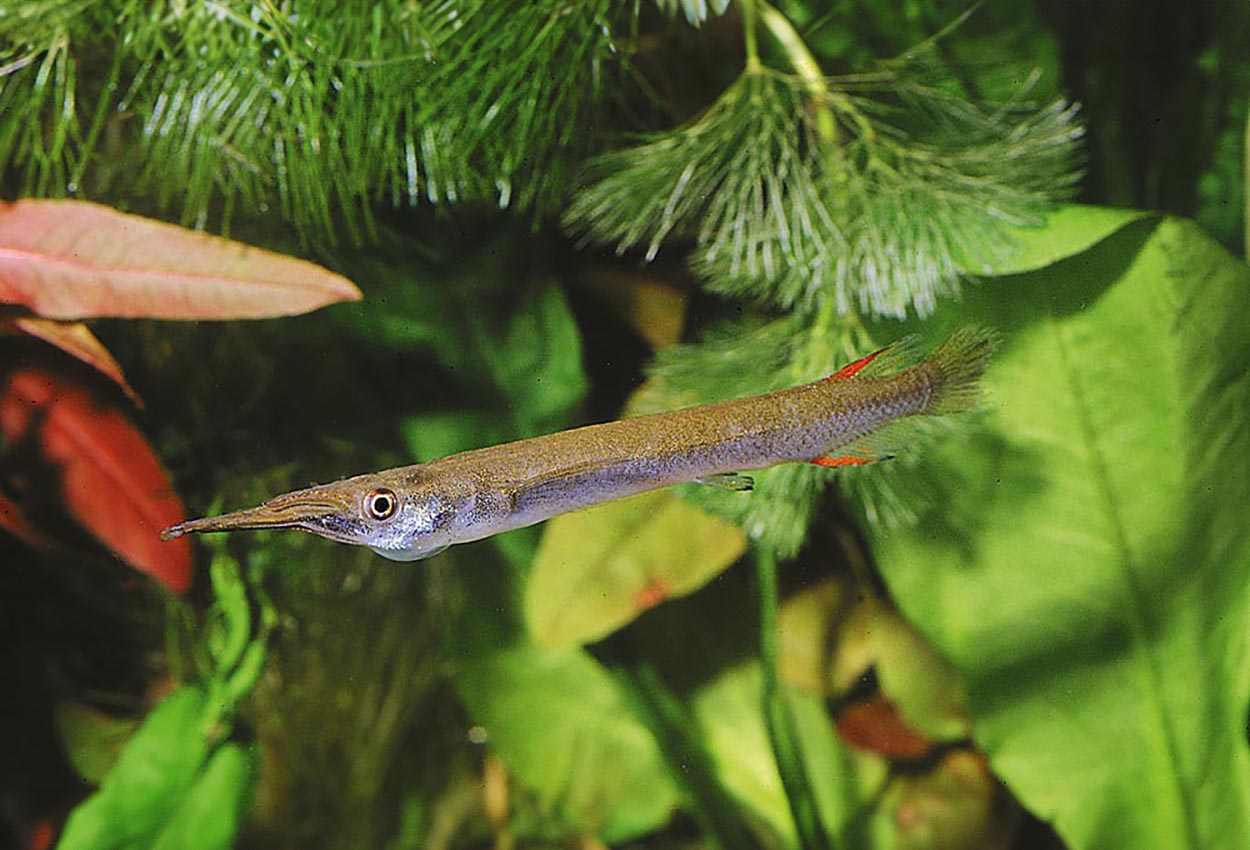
(1, 2, 1248, 850)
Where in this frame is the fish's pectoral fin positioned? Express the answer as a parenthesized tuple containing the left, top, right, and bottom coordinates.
(696, 473, 755, 491)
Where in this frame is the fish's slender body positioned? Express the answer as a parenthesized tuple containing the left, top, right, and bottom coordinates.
(162, 328, 994, 560)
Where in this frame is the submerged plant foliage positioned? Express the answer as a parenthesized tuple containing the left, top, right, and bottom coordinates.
(7, 1, 1249, 850)
(0, 0, 618, 241)
(653, 0, 733, 27)
(566, 63, 1082, 318)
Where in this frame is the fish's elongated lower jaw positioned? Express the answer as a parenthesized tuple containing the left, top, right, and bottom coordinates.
(160, 523, 191, 541)
(160, 499, 346, 541)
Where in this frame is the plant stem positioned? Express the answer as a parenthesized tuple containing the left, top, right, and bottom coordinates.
(741, 0, 761, 72)
(756, 1, 834, 144)
(758, 1, 876, 146)
(756, 549, 835, 850)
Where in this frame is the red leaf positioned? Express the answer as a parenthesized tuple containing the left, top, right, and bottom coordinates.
(0, 312, 141, 405)
(0, 367, 191, 592)
(836, 695, 937, 760)
(0, 489, 58, 549)
(0, 199, 362, 320)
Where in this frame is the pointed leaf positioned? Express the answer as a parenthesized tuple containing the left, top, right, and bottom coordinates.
(0, 200, 361, 320)
(150, 742, 258, 850)
(870, 605, 971, 743)
(691, 660, 887, 848)
(454, 644, 679, 842)
(873, 217, 1250, 850)
(0, 367, 192, 592)
(526, 490, 746, 646)
(987, 205, 1151, 276)
(835, 697, 935, 760)
(0, 489, 57, 549)
(0, 313, 140, 404)
(58, 686, 214, 850)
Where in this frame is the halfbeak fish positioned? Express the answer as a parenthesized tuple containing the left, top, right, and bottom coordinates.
(162, 327, 995, 561)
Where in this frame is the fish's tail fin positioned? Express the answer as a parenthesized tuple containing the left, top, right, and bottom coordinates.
(921, 326, 998, 416)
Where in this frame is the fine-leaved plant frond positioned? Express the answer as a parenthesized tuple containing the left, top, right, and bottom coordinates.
(653, 0, 733, 27)
(418, 0, 619, 215)
(1, 0, 623, 242)
(565, 70, 843, 298)
(566, 60, 1082, 318)
(0, 0, 104, 199)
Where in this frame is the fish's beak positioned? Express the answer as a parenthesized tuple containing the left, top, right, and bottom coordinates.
(160, 488, 350, 541)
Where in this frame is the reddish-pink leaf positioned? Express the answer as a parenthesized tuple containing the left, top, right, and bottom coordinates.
(0, 199, 362, 320)
(0, 312, 141, 405)
(0, 490, 58, 550)
(836, 695, 937, 761)
(0, 367, 191, 592)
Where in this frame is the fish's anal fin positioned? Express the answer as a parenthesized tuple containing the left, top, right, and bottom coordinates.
(810, 453, 895, 468)
(696, 473, 755, 491)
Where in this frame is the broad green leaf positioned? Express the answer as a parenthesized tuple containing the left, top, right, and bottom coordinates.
(986, 205, 1151, 276)
(691, 660, 887, 849)
(870, 605, 970, 743)
(486, 278, 588, 436)
(626, 667, 765, 850)
(777, 578, 846, 696)
(453, 644, 679, 842)
(525, 490, 747, 646)
(150, 742, 258, 850)
(872, 217, 1250, 850)
(55, 701, 141, 785)
(58, 686, 214, 850)
(341, 230, 587, 439)
(402, 411, 509, 462)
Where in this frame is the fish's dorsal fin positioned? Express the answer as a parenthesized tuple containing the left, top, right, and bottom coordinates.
(826, 335, 921, 381)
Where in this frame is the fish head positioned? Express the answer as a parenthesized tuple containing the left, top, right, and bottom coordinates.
(161, 469, 462, 561)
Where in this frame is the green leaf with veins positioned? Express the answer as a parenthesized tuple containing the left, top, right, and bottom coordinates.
(691, 660, 886, 849)
(873, 217, 1250, 850)
(526, 489, 746, 647)
(454, 643, 680, 842)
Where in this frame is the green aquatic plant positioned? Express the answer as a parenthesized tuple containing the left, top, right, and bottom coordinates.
(7, 3, 1248, 850)
(566, 63, 1081, 318)
(0, 0, 618, 241)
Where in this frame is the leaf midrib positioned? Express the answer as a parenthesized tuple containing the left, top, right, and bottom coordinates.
(1052, 321, 1200, 849)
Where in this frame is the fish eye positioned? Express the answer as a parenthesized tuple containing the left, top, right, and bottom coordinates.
(364, 487, 398, 521)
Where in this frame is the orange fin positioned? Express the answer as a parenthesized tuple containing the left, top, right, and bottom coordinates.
(811, 452, 895, 468)
(828, 347, 889, 379)
(824, 335, 920, 381)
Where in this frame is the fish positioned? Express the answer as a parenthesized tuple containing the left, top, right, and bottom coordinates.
(161, 327, 995, 560)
